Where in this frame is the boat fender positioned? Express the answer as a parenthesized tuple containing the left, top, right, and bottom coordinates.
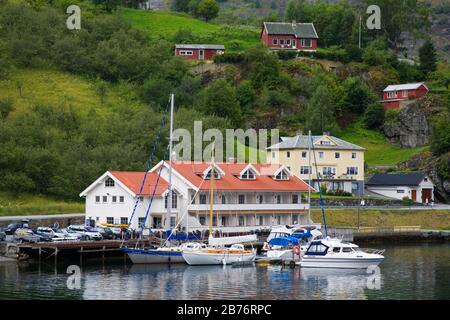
(293, 246, 301, 256)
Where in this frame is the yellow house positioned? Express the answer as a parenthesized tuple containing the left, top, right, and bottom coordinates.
(267, 133, 365, 195)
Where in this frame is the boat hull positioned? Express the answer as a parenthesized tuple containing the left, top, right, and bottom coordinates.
(122, 248, 185, 264)
(182, 251, 256, 265)
(299, 256, 384, 269)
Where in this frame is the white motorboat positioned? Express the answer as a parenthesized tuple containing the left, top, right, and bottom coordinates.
(298, 237, 385, 269)
(182, 243, 256, 265)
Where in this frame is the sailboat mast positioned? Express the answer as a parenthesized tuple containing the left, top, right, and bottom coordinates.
(209, 143, 215, 237)
(166, 93, 174, 232)
(308, 130, 312, 226)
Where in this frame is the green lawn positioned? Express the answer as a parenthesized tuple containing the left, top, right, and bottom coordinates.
(0, 68, 144, 115)
(312, 208, 450, 230)
(0, 192, 84, 216)
(340, 122, 429, 167)
(120, 8, 260, 52)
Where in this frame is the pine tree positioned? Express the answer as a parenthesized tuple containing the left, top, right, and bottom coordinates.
(419, 39, 437, 78)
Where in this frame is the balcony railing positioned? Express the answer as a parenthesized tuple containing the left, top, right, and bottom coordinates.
(188, 203, 309, 211)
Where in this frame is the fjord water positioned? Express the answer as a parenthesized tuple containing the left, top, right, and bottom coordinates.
(1, 243, 449, 300)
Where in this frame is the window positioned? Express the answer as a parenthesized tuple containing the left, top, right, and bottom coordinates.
(221, 194, 226, 204)
(276, 194, 281, 204)
(275, 170, 288, 180)
(323, 167, 336, 176)
(387, 91, 396, 98)
(212, 216, 217, 227)
(238, 194, 245, 204)
(319, 152, 324, 159)
(320, 140, 331, 145)
(302, 151, 307, 158)
(102, 196, 107, 203)
(292, 214, 298, 224)
(352, 152, 356, 159)
(292, 39, 296, 47)
(238, 216, 245, 226)
(335, 152, 340, 159)
(273, 38, 278, 45)
(342, 247, 352, 253)
(170, 217, 176, 228)
(205, 169, 220, 179)
(257, 195, 263, 204)
(164, 191, 177, 209)
(199, 216, 206, 225)
(287, 166, 291, 172)
(402, 90, 408, 97)
(258, 216, 264, 226)
(346, 167, 358, 175)
(280, 39, 284, 45)
(333, 247, 341, 253)
(95, 196, 100, 203)
(120, 217, 128, 225)
(106, 217, 114, 224)
(105, 177, 115, 187)
(221, 216, 227, 227)
(138, 217, 146, 228)
(112, 196, 117, 203)
(287, 151, 291, 158)
(292, 194, 299, 204)
(272, 152, 275, 158)
(119, 196, 124, 203)
(179, 50, 193, 56)
(300, 166, 311, 175)
(286, 39, 291, 46)
(241, 169, 255, 180)
(396, 189, 405, 194)
(301, 39, 312, 47)
(199, 194, 207, 204)
(138, 196, 143, 202)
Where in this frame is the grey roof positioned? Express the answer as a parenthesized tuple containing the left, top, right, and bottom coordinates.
(367, 173, 426, 186)
(267, 135, 365, 151)
(264, 22, 318, 39)
(175, 44, 225, 50)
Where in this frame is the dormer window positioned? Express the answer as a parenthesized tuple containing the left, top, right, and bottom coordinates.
(204, 169, 220, 180)
(105, 177, 115, 187)
(320, 140, 331, 145)
(275, 170, 288, 180)
(241, 169, 256, 180)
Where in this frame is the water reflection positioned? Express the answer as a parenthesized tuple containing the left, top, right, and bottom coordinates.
(1, 243, 450, 300)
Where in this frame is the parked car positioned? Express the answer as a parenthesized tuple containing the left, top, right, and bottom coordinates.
(3, 220, 30, 235)
(14, 228, 52, 243)
(67, 225, 102, 241)
(35, 227, 79, 242)
(93, 227, 114, 240)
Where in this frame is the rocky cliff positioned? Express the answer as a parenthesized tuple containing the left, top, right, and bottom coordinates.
(383, 95, 442, 148)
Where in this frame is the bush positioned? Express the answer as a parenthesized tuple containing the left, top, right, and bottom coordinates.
(214, 52, 244, 63)
(402, 196, 415, 206)
(276, 50, 298, 60)
(0, 98, 14, 120)
(327, 190, 352, 197)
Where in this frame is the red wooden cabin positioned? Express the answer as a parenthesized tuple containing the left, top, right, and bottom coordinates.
(260, 21, 318, 51)
(175, 44, 225, 61)
(382, 82, 429, 109)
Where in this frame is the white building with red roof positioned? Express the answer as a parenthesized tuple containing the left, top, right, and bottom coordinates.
(80, 161, 312, 230)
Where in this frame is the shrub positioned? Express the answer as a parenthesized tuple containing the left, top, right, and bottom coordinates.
(214, 52, 244, 63)
(276, 50, 298, 60)
(327, 190, 352, 197)
(0, 98, 14, 120)
(363, 102, 385, 129)
(402, 196, 415, 206)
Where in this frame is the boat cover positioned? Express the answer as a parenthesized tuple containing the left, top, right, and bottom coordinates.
(269, 236, 299, 247)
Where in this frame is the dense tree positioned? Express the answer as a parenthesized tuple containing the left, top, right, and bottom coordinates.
(172, 0, 191, 12)
(305, 85, 338, 135)
(340, 77, 375, 115)
(363, 102, 385, 129)
(201, 79, 242, 125)
(196, 0, 220, 21)
(431, 114, 450, 156)
(419, 39, 438, 78)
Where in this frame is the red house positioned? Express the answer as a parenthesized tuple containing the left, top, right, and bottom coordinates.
(382, 82, 429, 109)
(260, 21, 318, 51)
(175, 44, 225, 61)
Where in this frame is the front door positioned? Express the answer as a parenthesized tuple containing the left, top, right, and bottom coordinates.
(199, 49, 205, 60)
(421, 189, 432, 204)
(411, 190, 417, 202)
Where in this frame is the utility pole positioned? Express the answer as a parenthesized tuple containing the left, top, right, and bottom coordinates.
(359, 15, 362, 49)
(165, 93, 174, 236)
(308, 130, 312, 227)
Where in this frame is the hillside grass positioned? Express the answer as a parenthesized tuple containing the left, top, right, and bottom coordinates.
(120, 8, 260, 52)
(340, 122, 429, 167)
(312, 208, 450, 230)
(0, 192, 84, 216)
(0, 68, 144, 115)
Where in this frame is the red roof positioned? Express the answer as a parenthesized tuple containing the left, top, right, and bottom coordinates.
(166, 161, 312, 192)
(110, 172, 168, 196)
